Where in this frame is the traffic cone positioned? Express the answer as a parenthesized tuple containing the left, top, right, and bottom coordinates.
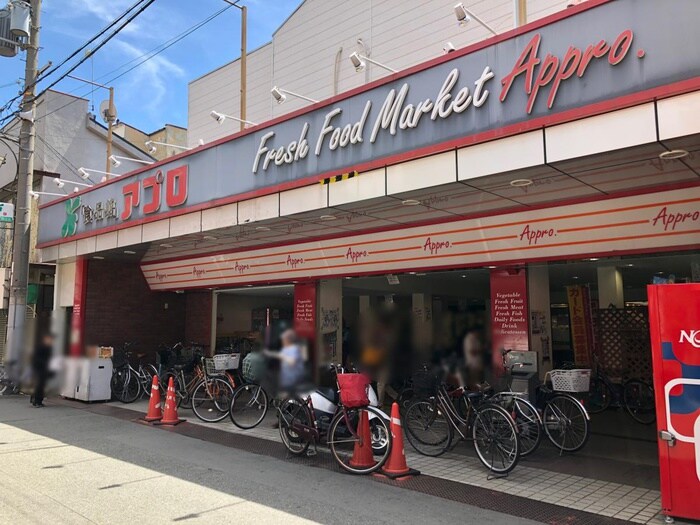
(380, 402, 420, 479)
(143, 375, 163, 422)
(155, 377, 184, 425)
(348, 409, 376, 470)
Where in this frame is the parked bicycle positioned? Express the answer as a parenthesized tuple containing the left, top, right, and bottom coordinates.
(403, 367, 520, 474)
(110, 343, 158, 404)
(584, 354, 655, 424)
(189, 356, 235, 423)
(227, 350, 269, 429)
(277, 364, 392, 475)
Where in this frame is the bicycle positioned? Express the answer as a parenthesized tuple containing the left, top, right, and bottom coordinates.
(190, 356, 235, 423)
(486, 351, 543, 457)
(161, 348, 206, 407)
(0, 363, 20, 396)
(228, 350, 269, 429)
(277, 364, 392, 475)
(584, 354, 655, 425)
(110, 344, 158, 404)
(403, 368, 520, 474)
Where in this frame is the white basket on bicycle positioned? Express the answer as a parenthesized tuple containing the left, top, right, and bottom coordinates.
(548, 369, 591, 393)
(213, 353, 240, 371)
(204, 358, 225, 376)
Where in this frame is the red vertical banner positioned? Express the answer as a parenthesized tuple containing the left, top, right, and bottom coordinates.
(70, 258, 88, 356)
(294, 282, 317, 343)
(490, 268, 529, 372)
(566, 285, 594, 366)
(648, 284, 700, 521)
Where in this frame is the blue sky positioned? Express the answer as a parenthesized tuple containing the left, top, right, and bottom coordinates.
(0, 0, 301, 132)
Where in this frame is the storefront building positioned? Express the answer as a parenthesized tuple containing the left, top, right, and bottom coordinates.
(37, 0, 700, 382)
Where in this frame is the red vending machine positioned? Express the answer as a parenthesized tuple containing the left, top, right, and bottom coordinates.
(648, 284, 700, 522)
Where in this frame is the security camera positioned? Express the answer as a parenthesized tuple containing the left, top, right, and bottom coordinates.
(349, 52, 366, 72)
(454, 3, 471, 25)
(443, 42, 456, 54)
(270, 86, 286, 104)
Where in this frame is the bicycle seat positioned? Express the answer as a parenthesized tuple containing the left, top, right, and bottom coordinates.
(171, 363, 188, 371)
(316, 387, 338, 404)
(464, 391, 484, 400)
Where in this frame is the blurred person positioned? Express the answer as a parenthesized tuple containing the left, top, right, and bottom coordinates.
(264, 329, 308, 393)
(31, 333, 53, 408)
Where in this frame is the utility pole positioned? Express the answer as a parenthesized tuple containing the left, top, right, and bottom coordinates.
(239, 4, 247, 132)
(105, 85, 114, 177)
(5, 0, 41, 377)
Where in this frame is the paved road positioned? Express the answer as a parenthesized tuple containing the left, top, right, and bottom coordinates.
(0, 396, 540, 525)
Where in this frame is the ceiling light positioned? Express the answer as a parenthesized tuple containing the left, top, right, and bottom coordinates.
(588, 258, 599, 261)
(344, 276, 352, 280)
(487, 265, 497, 269)
(92, 256, 105, 260)
(409, 271, 416, 275)
(401, 199, 421, 206)
(319, 214, 336, 221)
(626, 263, 634, 267)
(160, 243, 173, 248)
(124, 250, 136, 255)
(461, 274, 467, 278)
(255, 226, 271, 231)
(659, 149, 689, 160)
(572, 276, 579, 279)
(510, 178, 533, 187)
(415, 272, 426, 276)
(202, 235, 217, 241)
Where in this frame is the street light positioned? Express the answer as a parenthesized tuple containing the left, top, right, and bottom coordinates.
(270, 86, 318, 105)
(109, 154, 154, 168)
(222, 0, 247, 131)
(210, 110, 257, 127)
(454, 2, 498, 35)
(349, 52, 397, 73)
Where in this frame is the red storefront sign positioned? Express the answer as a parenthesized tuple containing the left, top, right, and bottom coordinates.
(293, 282, 317, 342)
(70, 258, 88, 356)
(566, 285, 594, 366)
(648, 284, 700, 521)
(490, 269, 528, 372)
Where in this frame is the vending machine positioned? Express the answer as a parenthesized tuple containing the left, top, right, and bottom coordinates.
(648, 284, 700, 522)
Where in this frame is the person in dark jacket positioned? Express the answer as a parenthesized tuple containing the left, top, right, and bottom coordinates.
(31, 333, 53, 407)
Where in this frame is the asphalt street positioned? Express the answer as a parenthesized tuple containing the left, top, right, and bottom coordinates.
(0, 396, 541, 525)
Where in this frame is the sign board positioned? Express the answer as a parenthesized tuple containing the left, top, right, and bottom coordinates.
(0, 202, 14, 223)
(566, 285, 594, 366)
(648, 284, 700, 521)
(293, 282, 317, 341)
(140, 186, 700, 291)
(37, 0, 700, 246)
(490, 269, 529, 372)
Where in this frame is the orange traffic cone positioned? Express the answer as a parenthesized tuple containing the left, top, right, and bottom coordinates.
(155, 377, 184, 425)
(380, 402, 420, 479)
(143, 375, 163, 422)
(349, 409, 376, 470)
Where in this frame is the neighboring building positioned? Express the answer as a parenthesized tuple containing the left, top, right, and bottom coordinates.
(113, 122, 188, 161)
(0, 89, 154, 357)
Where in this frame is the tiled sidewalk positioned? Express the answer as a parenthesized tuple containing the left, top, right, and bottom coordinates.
(116, 400, 676, 524)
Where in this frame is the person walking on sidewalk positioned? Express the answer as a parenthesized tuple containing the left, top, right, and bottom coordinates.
(31, 333, 53, 407)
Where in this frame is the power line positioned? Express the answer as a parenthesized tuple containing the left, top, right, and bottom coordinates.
(26, 4, 234, 127)
(0, 0, 156, 127)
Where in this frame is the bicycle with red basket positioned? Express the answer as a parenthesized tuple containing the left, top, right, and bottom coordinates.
(276, 364, 393, 474)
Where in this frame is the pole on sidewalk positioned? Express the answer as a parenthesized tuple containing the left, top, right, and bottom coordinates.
(5, 0, 41, 379)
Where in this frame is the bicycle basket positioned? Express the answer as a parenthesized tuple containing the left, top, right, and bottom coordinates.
(336, 373, 370, 408)
(242, 352, 265, 382)
(204, 358, 225, 377)
(213, 353, 240, 371)
(549, 369, 591, 392)
(412, 369, 439, 397)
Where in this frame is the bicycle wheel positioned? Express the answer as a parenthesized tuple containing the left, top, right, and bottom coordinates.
(120, 370, 141, 404)
(229, 383, 269, 429)
(587, 376, 611, 414)
(472, 403, 520, 474)
(404, 399, 453, 457)
(142, 364, 158, 395)
(328, 406, 391, 475)
(623, 380, 656, 425)
(278, 397, 311, 456)
(191, 378, 234, 423)
(511, 397, 542, 457)
(162, 371, 188, 407)
(110, 366, 127, 400)
(543, 394, 590, 452)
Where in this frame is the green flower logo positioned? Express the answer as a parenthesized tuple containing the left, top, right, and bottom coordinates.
(61, 197, 81, 238)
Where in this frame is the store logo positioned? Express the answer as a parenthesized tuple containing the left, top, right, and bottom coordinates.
(652, 206, 700, 231)
(680, 330, 700, 349)
(286, 255, 304, 269)
(192, 267, 205, 278)
(346, 247, 368, 263)
(234, 261, 249, 274)
(423, 237, 451, 255)
(519, 224, 556, 245)
(61, 196, 81, 238)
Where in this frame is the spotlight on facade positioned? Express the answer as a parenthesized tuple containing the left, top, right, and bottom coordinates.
(349, 52, 366, 72)
(144, 140, 157, 154)
(443, 42, 456, 54)
(271, 86, 287, 104)
(109, 155, 121, 168)
(78, 168, 91, 180)
(209, 110, 257, 127)
(30, 190, 39, 200)
(210, 110, 226, 124)
(53, 178, 65, 189)
(454, 3, 471, 24)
